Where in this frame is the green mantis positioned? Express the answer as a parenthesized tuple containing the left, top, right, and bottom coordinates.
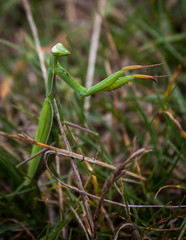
(25, 43, 158, 185)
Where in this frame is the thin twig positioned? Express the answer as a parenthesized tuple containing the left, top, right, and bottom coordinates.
(5, 218, 35, 240)
(141, 226, 186, 232)
(159, 111, 186, 139)
(66, 121, 97, 135)
(16, 142, 55, 167)
(114, 223, 134, 240)
(119, 180, 141, 240)
(56, 150, 145, 180)
(22, 0, 47, 87)
(101, 206, 115, 235)
(155, 185, 184, 199)
(53, 99, 94, 237)
(114, 182, 127, 216)
(70, 206, 90, 240)
(56, 154, 63, 218)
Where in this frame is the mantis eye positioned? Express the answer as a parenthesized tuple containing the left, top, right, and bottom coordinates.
(51, 43, 70, 56)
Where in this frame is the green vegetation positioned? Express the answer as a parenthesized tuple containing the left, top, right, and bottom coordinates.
(0, 1, 185, 239)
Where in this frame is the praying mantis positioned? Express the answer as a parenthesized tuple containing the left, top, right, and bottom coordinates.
(25, 42, 159, 185)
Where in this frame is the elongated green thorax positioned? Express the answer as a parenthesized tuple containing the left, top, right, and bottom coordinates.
(55, 64, 87, 96)
(46, 55, 57, 98)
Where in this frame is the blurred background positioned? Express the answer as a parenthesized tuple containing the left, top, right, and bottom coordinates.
(0, 0, 186, 239)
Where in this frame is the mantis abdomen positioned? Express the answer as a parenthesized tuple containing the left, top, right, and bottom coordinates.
(24, 97, 53, 185)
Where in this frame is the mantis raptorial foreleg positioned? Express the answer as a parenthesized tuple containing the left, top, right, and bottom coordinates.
(54, 64, 157, 96)
(25, 43, 161, 184)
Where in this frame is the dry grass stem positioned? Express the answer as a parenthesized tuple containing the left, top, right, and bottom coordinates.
(155, 184, 184, 199)
(22, 0, 47, 87)
(101, 206, 115, 235)
(53, 99, 94, 237)
(70, 206, 90, 240)
(4, 218, 35, 240)
(85, 0, 107, 112)
(114, 223, 133, 240)
(159, 111, 186, 139)
(55, 154, 66, 237)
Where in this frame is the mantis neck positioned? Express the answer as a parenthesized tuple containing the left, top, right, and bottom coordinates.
(46, 55, 58, 98)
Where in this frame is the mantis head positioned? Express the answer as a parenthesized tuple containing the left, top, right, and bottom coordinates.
(51, 43, 70, 56)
